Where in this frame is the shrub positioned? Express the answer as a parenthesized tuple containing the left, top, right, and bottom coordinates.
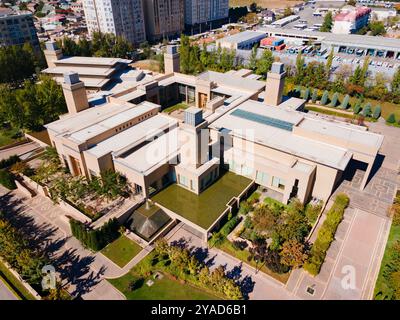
(311, 89, 318, 103)
(305, 201, 323, 226)
(362, 103, 371, 117)
(387, 113, 396, 124)
(0, 155, 20, 169)
(320, 90, 329, 105)
(340, 94, 350, 109)
(304, 193, 349, 276)
(303, 88, 311, 101)
(330, 92, 339, 107)
(0, 169, 16, 189)
(10, 161, 35, 176)
(373, 105, 381, 119)
(353, 100, 362, 114)
(239, 201, 251, 215)
(220, 216, 239, 237)
(247, 191, 261, 205)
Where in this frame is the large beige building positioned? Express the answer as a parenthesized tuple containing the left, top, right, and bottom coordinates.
(43, 45, 383, 241)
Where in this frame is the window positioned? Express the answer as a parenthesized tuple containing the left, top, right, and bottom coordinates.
(272, 176, 285, 190)
(179, 175, 188, 187)
(242, 166, 253, 177)
(256, 171, 269, 185)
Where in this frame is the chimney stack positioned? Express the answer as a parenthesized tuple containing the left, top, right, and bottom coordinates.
(164, 45, 180, 74)
(62, 72, 89, 115)
(264, 62, 286, 106)
(43, 41, 63, 68)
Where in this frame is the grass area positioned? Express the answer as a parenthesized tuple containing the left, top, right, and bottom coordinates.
(109, 271, 218, 300)
(162, 102, 189, 114)
(216, 238, 290, 284)
(305, 105, 375, 121)
(152, 171, 252, 229)
(374, 223, 400, 300)
(132, 59, 161, 73)
(0, 127, 23, 148)
(101, 235, 143, 268)
(0, 260, 36, 300)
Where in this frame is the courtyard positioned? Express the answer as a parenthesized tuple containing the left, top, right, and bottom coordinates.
(151, 171, 252, 230)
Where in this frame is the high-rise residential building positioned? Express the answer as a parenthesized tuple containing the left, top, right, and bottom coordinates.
(184, 0, 229, 27)
(82, 0, 146, 45)
(0, 8, 39, 49)
(143, 0, 184, 41)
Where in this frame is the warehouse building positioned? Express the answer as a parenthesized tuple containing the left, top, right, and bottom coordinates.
(215, 30, 267, 50)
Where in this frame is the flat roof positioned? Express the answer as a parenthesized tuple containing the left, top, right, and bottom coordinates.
(50, 75, 110, 88)
(261, 26, 400, 51)
(158, 73, 197, 87)
(210, 100, 353, 170)
(54, 56, 131, 66)
(299, 117, 383, 150)
(116, 128, 180, 174)
(69, 101, 159, 143)
(217, 30, 266, 44)
(85, 115, 177, 158)
(43, 66, 114, 77)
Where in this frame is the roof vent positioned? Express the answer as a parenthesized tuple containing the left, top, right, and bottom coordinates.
(63, 71, 80, 85)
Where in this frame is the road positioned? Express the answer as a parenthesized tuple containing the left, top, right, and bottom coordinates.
(0, 278, 18, 300)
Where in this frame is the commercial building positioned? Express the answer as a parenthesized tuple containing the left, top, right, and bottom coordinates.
(260, 26, 400, 60)
(271, 15, 300, 28)
(332, 6, 371, 34)
(215, 30, 267, 50)
(143, 0, 184, 41)
(82, 0, 146, 45)
(184, 0, 229, 26)
(43, 45, 383, 242)
(0, 8, 39, 49)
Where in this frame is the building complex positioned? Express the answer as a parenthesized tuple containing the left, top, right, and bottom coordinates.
(332, 6, 371, 34)
(42, 43, 383, 242)
(0, 7, 39, 49)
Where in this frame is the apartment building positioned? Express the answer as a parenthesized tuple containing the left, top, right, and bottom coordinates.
(82, 0, 146, 45)
(0, 8, 39, 49)
(43, 45, 383, 241)
(143, 0, 184, 41)
(332, 6, 371, 34)
(184, 0, 229, 26)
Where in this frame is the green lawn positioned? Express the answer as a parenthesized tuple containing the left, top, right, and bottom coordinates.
(0, 260, 36, 300)
(109, 272, 218, 300)
(101, 235, 143, 268)
(216, 238, 290, 284)
(162, 102, 189, 114)
(374, 223, 400, 300)
(0, 127, 23, 148)
(152, 171, 252, 229)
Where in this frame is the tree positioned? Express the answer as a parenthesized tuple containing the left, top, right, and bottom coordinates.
(320, 12, 333, 32)
(326, 48, 334, 75)
(392, 67, 400, 94)
(311, 89, 318, 103)
(294, 52, 305, 85)
(280, 239, 309, 269)
(321, 90, 329, 105)
(248, 45, 258, 71)
(330, 92, 339, 107)
(340, 94, 350, 109)
(249, 2, 257, 12)
(369, 21, 386, 36)
(252, 205, 276, 234)
(283, 7, 293, 17)
(255, 49, 273, 77)
(386, 113, 396, 124)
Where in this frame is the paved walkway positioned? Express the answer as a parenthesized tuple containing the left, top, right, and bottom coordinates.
(0, 279, 18, 300)
(0, 142, 40, 161)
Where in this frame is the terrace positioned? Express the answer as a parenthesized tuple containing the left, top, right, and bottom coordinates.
(151, 171, 252, 230)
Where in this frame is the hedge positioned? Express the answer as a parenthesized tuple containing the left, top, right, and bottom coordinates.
(70, 218, 120, 251)
(0, 155, 20, 170)
(303, 193, 349, 276)
(0, 169, 16, 190)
